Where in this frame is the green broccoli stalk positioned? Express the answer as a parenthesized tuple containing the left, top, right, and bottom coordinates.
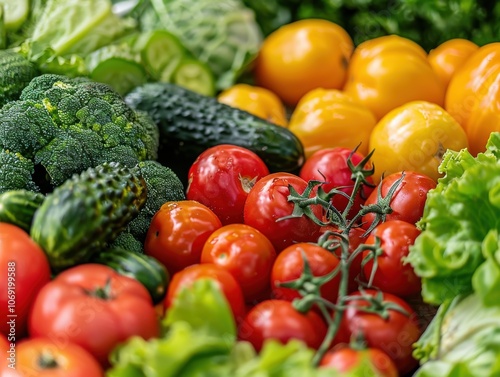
(0, 74, 160, 193)
(112, 160, 186, 252)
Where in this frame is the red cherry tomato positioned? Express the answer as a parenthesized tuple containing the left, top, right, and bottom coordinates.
(362, 220, 422, 297)
(238, 299, 327, 351)
(187, 145, 270, 225)
(361, 171, 436, 229)
(144, 200, 222, 275)
(28, 264, 159, 366)
(270, 242, 341, 304)
(300, 147, 375, 220)
(1, 337, 104, 377)
(320, 347, 398, 376)
(165, 263, 247, 323)
(243, 172, 323, 252)
(0, 223, 51, 339)
(341, 289, 422, 375)
(201, 224, 276, 303)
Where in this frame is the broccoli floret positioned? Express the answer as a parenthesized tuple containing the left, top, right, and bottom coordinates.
(0, 149, 39, 193)
(109, 232, 145, 254)
(0, 74, 160, 191)
(118, 160, 186, 244)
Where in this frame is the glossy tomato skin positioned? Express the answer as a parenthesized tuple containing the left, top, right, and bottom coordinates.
(243, 172, 323, 253)
(341, 290, 422, 375)
(165, 263, 247, 323)
(28, 264, 159, 366)
(217, 84, 288, 127)
(201, 224, 276, 303)
(343, 35, 445, 121)
(289, 89, 377, 159)
(144, 200, 222, 274)
(238, 299, 328, 351)
(300, 147, 375, 220)
(187, 145, 270, 225)
(0, 223, 51, 339)
(319, 347, 398, 377)
(361, 171, 436, 229)
(271, 243, 340, 304)
(254, 19, 354, 106)
(427, 38, 479, 89)
(362, 220, 422, 298)
(1, 337, 104, 377)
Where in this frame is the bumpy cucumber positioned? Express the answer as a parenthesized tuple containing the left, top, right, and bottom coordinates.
(30, 162, 147, 271)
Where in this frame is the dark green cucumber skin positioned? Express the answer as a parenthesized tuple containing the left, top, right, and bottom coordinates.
(92, 248, 169, 304)
(30, 162, 147, 271)
(0, 50, 38, 107)
(0, 190, 45, 232)
(125, 83, 305, 180)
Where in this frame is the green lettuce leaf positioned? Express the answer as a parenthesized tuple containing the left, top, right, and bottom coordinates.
(407, 132, 500, 305)
(107, 279, 235, 377)
(163, 278, 236, 341)
(414, 294, 500, 377)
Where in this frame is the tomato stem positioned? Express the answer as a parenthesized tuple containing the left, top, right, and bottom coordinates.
(281, 146, 410, 367)
(38, 352, 58, 369)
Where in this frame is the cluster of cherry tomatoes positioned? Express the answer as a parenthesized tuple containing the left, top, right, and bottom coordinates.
(144, 143, 437, 376)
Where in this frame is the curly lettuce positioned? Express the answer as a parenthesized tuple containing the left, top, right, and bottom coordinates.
(407, 132, 500, 305)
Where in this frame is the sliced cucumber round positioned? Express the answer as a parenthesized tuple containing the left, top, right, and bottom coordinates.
(172, 58, 215, 97)
(91, 58, 148, 96)
(0, 0, 29, 31)
(135, 29, 186, 80)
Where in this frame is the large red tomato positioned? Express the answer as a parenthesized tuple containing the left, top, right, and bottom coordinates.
(0, 223, 51, 339)
(1, 337, 104, 377)
(270, 242, 341, 304)
(243, 172, 324, 253)
(341, 289, 422, 375)
(299, 147, 375, 220)
(28, 264, 159, 366)
(362, 220, 422, 297)
(238, 299, 328, 351)
(361, 171, 436, 229)
(144, 200, 222, 275)
(201, 224, 276, 303)
(165, 263, 247, 324)
(187, 144, 270, 225)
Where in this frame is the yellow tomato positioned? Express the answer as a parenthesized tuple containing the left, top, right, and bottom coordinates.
(288, 88, 377, 158)
(343, 35, 446, 121)
(369, 101, 468, 183)
(254, 19, 354, 107)
(428, 38, 479, 89)
(445, 42, 500, 155)
(217, 84, 288, 127)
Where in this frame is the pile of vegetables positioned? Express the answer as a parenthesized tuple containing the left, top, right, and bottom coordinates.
(1, 1, 500, 376)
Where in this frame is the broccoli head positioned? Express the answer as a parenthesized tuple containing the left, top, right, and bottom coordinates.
(0, 74, 160, 193)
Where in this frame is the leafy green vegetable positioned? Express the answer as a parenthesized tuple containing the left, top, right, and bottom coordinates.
(108, 278, 392, 377)
(413, 294, 500, 377)
(135, 0, 263, 90)
(29, 0, 135, 56)
(0, 74, 160, 193)
(407, 132, 500, 305)
(262, 0, 500, 51)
